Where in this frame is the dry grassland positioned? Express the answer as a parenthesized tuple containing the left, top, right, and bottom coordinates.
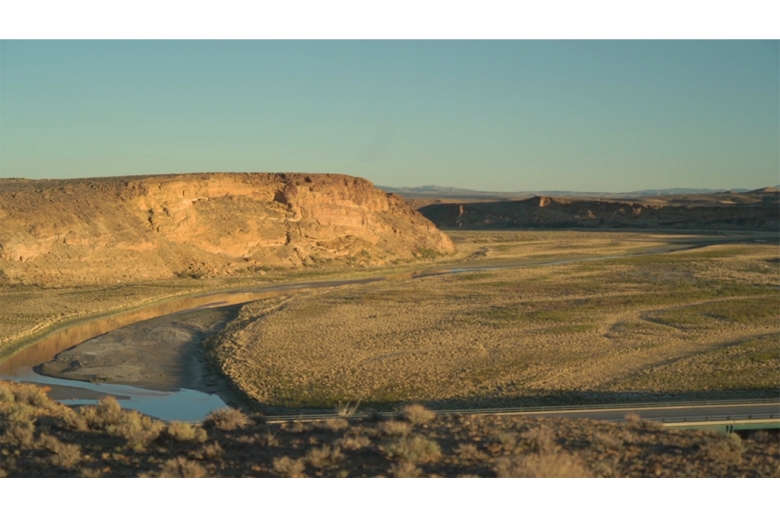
(212, 234, 779, 409)
(1, 381, 778, 478)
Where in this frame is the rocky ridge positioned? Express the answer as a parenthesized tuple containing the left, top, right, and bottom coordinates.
(416, 191, 780, 231)
(0, 173, 454, 286)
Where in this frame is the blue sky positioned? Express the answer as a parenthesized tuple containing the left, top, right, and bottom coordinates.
(1, 40, 777, 191)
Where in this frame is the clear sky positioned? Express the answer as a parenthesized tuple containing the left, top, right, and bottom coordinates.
(1, 40, 777, 191)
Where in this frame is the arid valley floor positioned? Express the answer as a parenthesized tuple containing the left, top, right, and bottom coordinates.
(1, 175, 779, 477)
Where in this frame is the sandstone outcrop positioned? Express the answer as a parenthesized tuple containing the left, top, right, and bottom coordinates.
(0, 173, 454, 286)
(417, 191, 780, 231)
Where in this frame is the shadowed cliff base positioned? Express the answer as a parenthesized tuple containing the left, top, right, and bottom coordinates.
(415, 189, 780, 231)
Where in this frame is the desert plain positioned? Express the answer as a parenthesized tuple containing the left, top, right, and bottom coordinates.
(1, 174, 778, 477)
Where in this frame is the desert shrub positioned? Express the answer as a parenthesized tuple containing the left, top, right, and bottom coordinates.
(194, 442, 224, 460)
(273, 456, 306, 478)
(0, 384, 14, 403)
(520, 427, 556, 453)
(378, 420, 412, 437)
(49, 441, 82, 469)
(335, 400, 361, 417)
(260, 432, 279, 447)
(204, 407, 251, 431)
(3, 424, 34, 447)
(592, 431, 624, 451)
(288, 421, 311, 433)
(383, 435, 441, 464)
(97, 410, 165, 450)
(80, 468, 103, 478)
(702, 433, 745, 463)
(496, 431, 520, 451)
(159, 457, 208, 478)
(389, 462, 422, 478)
(4, 404, 36, 430)
(336, 435, 371, 450)
(305, 446, 344, 469)
(494, 452, 593, 478)
(454, 443, 484, 460)
(166, 421, 207, 443)
(80, 397, 123, 429)
(316, 418, 349, 432)
(12, 383, 53, 409)
(401, 404, 435, 425)
(59, 406, 88, 431)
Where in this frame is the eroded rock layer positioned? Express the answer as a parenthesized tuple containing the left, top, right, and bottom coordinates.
(0, 173, 454, 285)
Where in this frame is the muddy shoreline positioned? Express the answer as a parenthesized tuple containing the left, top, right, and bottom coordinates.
(35, 305, 245, 408)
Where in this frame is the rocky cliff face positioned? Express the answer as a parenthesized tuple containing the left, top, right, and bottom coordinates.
(0, 173, 454, 286)
(418, 191, 780, 232)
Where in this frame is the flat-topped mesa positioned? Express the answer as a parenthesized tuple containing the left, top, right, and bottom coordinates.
(0, 173, 455, 286)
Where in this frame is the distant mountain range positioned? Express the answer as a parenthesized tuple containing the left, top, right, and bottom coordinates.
(378, 184, 778, 199)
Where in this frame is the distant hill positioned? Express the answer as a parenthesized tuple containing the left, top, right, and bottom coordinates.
(378, 185, 753, 200)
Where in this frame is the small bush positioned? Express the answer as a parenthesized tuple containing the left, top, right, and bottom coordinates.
(50, 442, 82, 469)
(378, 420, 412, 437)
(520, 427, 556, 453)
(159, 457, 208, 478)
(496, 431, 519, 451)
(495, 452, 593, 478)
(166, 421, 208, 443)
(273, 456, 306, 478)
(0, 384, 15, 403)
(389, 462, 422, 478)
(336, 435, 371, 450)
(335, 400, 361, 417)
(316, 418, 349, 432)
(3, 424, 34, 447)
(305, 446, 344, 469)
(383, 435, 441, 464)
(454, 443, 485, 461)
(80, 397, 123, 429)
(195, 442, 224, 460)
(401, 404, 435, 426)
(106, 411, 165, 450)
(12, 384, 53, 409)
(204, 407, 251, 431)
(5, 404, 36, 430)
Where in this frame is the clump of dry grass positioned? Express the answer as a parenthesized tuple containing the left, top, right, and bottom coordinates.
(47, 440, 82, 468)
(204, 407, 251, 431)
(454, 443, 484, 461)
(316, 418, 349, 432)
(494, 452, 593, 478)
(0, 384, 14, 403)
(159, 457, 208, 478)
(383, 435, 442, 464)
(520, 426, 557, 453)
(273, 456, 306, 478)
(194, 442, 224, 460)
(401, 404, 435, 425)
(305, 445, 344, 468)
(335, 400, 361, 417)
(389, 462, 423, 478)
(166, 421, 208, 443)
(335, 434, 371, 450)
(106, 411, 165, 450)
(378, 420, 412, 437)
(496, 431, 520, 452)
(79, 396, 124, 429)
(592, 431, 624, 451)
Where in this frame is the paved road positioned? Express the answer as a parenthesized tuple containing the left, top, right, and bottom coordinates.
(264, 400, 780, 425)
